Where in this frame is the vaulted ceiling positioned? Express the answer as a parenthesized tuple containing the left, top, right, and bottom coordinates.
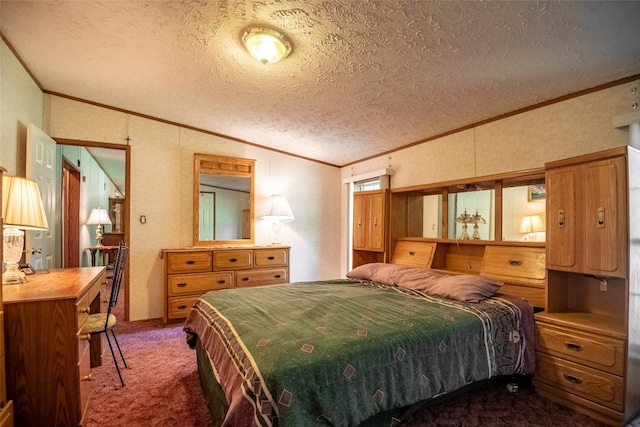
(2, 1, 640, 167)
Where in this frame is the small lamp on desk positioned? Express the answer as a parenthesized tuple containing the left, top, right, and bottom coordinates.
(2, 176, 49, 284)
(87, 207, 112, 248)
(519, 214, 545, 241)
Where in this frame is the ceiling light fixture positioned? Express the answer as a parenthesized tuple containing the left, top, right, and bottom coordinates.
(242, 26, 292, 64)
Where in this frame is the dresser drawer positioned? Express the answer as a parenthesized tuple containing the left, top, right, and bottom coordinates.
(214, 250, 252, 270)
(254, 248, 288, 267)
(236, 268, 288, 288)
(76, 292, 92, 330)
(168, 272, 233, 296)
(78, 341, 92, 426)
(390, 241, 436, 267)
(167, 296, 201, 320)
(166, 252, 213, 274)
(480, 246, 546, 287)
(536, 324, 625, 376)
(535, 353, 623, 411)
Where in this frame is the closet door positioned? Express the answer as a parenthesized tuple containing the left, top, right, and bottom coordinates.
(353, 194, 368, 250)
(368, 192, 386, 252)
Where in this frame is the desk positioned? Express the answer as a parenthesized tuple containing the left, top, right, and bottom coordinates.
(87, 245, 118, 267)
(2, 267, 106, 427)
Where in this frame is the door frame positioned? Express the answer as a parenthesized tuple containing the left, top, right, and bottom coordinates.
(62, 158, 81, 267)
(55, 138, 131, 321)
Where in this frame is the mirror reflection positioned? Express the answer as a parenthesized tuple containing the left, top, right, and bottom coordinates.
(447, 190, 495, 240)
(194, 154, 255, 246)
(502, 184, 546, 242)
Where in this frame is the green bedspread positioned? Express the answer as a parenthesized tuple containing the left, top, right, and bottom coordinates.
(184, 279, 534, 427)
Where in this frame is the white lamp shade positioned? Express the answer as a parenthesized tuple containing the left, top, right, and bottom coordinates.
(2, 176, 49, 230)
(260, 195, 294, 222)
(519, 214, 545, 233)
(87, 208, 112, 225)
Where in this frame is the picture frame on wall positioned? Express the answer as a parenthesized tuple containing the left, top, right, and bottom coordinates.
(528, 184, 546, 202)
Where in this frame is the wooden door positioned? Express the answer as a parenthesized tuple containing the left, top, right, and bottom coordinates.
(368, 192, 385, 252)
(583, 157, 626, 277)
(353, 193, 368, 250)
(546, 167, 578, 271)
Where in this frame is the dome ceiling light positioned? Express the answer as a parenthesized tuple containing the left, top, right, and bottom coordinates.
(242, 26, 292, 64)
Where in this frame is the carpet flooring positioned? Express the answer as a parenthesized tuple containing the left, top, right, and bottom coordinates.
(86, 318, 640, 426)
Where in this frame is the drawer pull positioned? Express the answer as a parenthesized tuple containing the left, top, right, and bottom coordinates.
(563, 373, 583, 385)
(241, 277, 250, 282)
(185, 260, 196, 265)
(409, 251, 416, 256)
(564, 341, 583, 352)
(176, 282, 187, 288)
(229, 258, 238, 263)
(274, 274, 282, 279)
(80, 307, 91, 314)
(79, 334, 92, 342)
(267, 256, 275, 260)
(508, 259, 522, 266)
(81, 374, 93, 382)
(217, 280, 226, 285)
(177, 305, 188, 310)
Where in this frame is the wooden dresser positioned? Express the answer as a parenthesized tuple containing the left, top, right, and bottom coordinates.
(533, 147, 640, 426)
(162, 246, 290, 323)
(0, 167, 14, 427)
(3, 267, 106, 427)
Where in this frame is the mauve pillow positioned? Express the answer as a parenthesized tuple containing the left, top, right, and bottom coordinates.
(395, 268, 448, 290)
(346, 263, 413, 286)
(426, 274, 503, 303)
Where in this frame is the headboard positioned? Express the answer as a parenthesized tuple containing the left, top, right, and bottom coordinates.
(390, 239, 547, 310)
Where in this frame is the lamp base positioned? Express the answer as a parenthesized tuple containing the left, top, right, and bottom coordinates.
(2, 263, 26, 285)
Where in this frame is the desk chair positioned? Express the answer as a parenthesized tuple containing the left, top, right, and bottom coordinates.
(80, 241, 129, 386)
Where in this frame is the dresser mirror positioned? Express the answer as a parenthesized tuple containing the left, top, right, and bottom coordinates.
(193, 153, 255, 246)
(447, 188, 495, 241)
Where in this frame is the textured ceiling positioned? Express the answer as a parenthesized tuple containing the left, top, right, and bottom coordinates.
(2, 1, 640, 167)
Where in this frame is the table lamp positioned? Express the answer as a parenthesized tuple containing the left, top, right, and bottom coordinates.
(519, 214, 545, 241)
(2, 176, 49, 284)
(260, 195, 294, 245)
(87, 207, 112, 248)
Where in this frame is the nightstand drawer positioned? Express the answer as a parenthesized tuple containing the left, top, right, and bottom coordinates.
(236, 269, 288, 288)
(214, 250, 252, 270)
(254, 248, 288, 267)
(535, 353, 623, 411)
(166, 252, 213, 274)
(168, 272, 233, 296)
(167, 296, 200, 319)
(480, 246, 546, 287)
(536, 324, 625, 376)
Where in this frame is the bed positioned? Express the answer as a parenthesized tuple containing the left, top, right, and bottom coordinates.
(184, 244, 538, 427)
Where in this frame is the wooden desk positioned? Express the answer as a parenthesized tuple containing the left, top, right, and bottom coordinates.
(87, 245, 118, 267)
(2, 267, 106, 427)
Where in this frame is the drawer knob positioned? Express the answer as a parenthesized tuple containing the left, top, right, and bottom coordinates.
(267, 256, 275, 260)
(274, 274, 282, 279)
(79, 334, 92, 342)
(230, 258, 238, 263)
(177, 282, 187, 288)
(81, 374, 93, 382)
(409, 251, 416, 256)
(80, 307, 91, 314)
(185, 260, 196, 265)
(217, 280, 226, 284)
(508, 260, 522, 266)
(177, 305, 188, 310)
(564, 341, 583, 352)
(563, 373, 583, 385)
(241, 277, 249, 282)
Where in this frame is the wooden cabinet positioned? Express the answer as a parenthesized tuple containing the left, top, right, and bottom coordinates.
(0, 167, 14, 427)
(3, 267, 105, 427)
(353, 190, 389, 267)
(534, 147, 640, 426)
(546, 154, 626, 277)
(162, 246, 290, 322)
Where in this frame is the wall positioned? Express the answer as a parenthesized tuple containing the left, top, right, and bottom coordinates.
(0, 39, 43, 175)
(340, 81, 637, 274)
(44, 96, 342, 321)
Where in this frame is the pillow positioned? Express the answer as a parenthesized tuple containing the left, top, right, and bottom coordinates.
(346, 263, 413, 286)
(395, 268, 448, 290)
(426, 274, 503, 303)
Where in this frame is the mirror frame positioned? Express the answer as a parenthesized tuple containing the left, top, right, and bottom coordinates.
(193, 153, 255, 246)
